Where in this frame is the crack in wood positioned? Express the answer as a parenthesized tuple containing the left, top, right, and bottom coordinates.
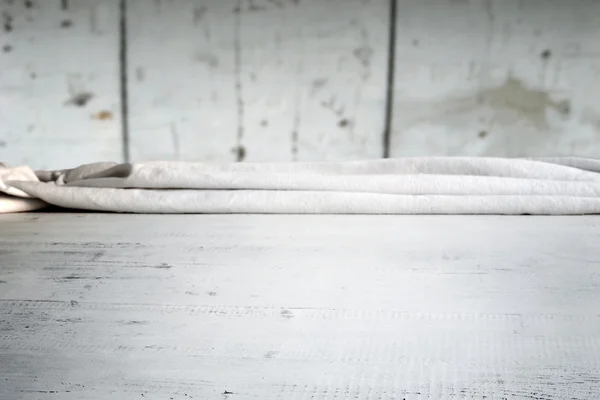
(233, 0, 245, 161)
(291, 86, 301, 160)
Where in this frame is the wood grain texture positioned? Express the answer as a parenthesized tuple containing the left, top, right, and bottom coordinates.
(126, 0, 388, 163)
(0, 0, 123, 170)
(1, 213, 600, 399)
(391, 0, 600, 158)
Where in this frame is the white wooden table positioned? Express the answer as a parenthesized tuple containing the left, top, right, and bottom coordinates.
(1, 213, 600, 399)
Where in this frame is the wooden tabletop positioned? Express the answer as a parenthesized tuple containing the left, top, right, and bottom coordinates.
(1, 213, 600, 399)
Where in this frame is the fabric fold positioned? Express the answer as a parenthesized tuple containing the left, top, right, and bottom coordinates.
(0, 163, 48, 213)
(3, 157, 600, 214)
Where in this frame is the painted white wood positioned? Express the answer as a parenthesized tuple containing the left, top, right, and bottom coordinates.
(234, 0, 388, 162)
(391, 0, 600, 158)
(126, 0, 238, 163)
(1, 213, 600, 399)
(127, 0, 388, 163)
(0, 0, 123, 170)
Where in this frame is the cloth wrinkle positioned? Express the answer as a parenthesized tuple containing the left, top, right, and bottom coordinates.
(4, 157, 600, 214)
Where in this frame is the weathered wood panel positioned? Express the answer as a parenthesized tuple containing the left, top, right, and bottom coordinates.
(127, 0, 388, 163)
(1, 213, 600, 399)
(391, 0, 600, 158)
(0, 0, 123, 169)
(125, 0, 237, 163)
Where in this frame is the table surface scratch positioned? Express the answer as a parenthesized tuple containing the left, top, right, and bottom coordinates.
(1, 213, 600, 400)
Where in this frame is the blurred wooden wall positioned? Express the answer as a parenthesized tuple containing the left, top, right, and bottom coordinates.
(1, 0, 600, 169)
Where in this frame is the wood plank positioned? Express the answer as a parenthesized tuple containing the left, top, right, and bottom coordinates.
(1, 213, 600, 399)
(125, 0, 238, 163)
(234, 0, 388, 162)
(391, 0, 600, 158)
(126, 0, 388, 163)
(0, 0, 123, 170)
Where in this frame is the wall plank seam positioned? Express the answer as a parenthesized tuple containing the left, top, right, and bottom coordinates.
(120, 0, 130, 163)
(382, 0, 396, 158)
(121, 0, 393, 163)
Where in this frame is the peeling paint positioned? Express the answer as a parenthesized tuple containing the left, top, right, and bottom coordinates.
(65, 92, 93, 107)
(92, 110, 113, 120)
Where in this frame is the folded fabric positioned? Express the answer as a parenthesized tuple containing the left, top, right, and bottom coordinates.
(0, 163, 48, 213)
(3, 157, 600, 214)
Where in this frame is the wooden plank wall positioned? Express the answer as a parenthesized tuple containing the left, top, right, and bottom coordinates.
(127, 0, 388, 163)
(0, 0, 123, 169)
(391, 0, 600, 158)
(1, 0, 600, 169)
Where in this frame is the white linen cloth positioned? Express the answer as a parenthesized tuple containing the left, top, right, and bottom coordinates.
(0, 163, 48, 213)
(3, 157, 600, 214)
